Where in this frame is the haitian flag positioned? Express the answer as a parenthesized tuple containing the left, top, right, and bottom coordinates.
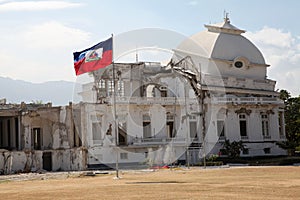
(73, 37, 112, 75)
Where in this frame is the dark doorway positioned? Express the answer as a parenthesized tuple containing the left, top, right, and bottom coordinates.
(239, 121, 247, 137)
(43, 152, 52, 171)
(167, 122, 174, 138)
(143, 122, 151, 138)
(118, 127, 127, 145)
(15, 118, 19, 150)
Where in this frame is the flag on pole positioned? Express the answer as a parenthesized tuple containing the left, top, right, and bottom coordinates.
(73, 37, 112, 76)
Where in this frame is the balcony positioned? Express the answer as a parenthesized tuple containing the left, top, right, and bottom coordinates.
(241, 136, 249, 141)
(263, 135, 271, 140)
(131, 137, 189, 147)
(90, 137, 192, 148)
(211, 97, 283, 105)
(105, 96, 198, 105)
(279, 135, 286, 140)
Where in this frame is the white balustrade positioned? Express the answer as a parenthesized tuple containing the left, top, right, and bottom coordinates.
(211, 97, 283, 105)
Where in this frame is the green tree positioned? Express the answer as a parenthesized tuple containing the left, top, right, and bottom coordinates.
(279, 89, 291, 103)
(277, 90, 300, 155)
(222, 139, 245, 158)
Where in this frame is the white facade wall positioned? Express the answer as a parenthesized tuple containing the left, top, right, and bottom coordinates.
(69, 19, 291, 167)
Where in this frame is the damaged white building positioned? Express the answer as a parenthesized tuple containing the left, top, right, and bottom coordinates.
(76, 17, 286, 168)
(0, 102, 86, 174)
(79, 17, 286, 166)
(0, 17, 287, 173)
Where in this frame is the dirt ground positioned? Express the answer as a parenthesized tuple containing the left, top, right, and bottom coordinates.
(1, 166, 300, 200)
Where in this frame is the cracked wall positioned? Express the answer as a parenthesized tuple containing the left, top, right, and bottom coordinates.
(0, 103, 86, 174)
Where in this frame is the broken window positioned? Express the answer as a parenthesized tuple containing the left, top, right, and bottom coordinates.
(32, 128, 42, 150)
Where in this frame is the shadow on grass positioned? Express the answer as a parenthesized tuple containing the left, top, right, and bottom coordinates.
(216, 156, 300, 166)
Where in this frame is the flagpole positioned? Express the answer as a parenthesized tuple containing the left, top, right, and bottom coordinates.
(111, 34, 119, 179)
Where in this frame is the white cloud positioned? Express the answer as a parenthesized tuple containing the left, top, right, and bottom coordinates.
(246, 26, 294, 48)
(0, 1, 83, 12)
(0, 21, 92, 83)
(245, 27, 300, 96)
(23, 21, 91, 49)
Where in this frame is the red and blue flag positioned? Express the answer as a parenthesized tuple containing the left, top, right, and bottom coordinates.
(73, 37, 112, 75)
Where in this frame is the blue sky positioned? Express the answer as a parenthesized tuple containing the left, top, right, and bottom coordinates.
(0, 0, 299, 96)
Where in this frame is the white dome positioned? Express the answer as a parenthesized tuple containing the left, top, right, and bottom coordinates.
(176, 18, 266, 65)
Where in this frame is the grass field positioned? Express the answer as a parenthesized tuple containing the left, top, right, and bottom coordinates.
(1, 166, 300, 200)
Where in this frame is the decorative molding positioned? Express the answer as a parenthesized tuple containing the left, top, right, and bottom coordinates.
(235, 107, 252, 115)
(260, 109, 275, 115)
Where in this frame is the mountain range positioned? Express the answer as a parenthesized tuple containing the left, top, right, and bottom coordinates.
(0, 76, 79, 106)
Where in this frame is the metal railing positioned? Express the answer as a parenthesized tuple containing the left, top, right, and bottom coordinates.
(241, 136, 249, 140)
